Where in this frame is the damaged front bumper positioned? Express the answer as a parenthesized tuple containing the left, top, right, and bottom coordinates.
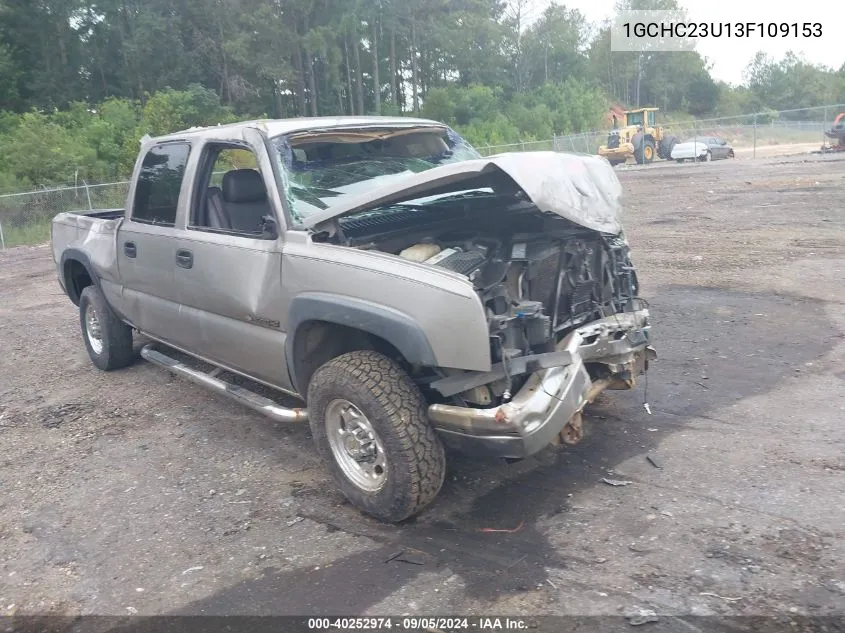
(427, 310, 656, 459)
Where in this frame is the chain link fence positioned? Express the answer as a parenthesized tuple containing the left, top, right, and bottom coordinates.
(476, 103, 845, 157)
(2, 103, 843, 248)
(0, 181, 129, 249)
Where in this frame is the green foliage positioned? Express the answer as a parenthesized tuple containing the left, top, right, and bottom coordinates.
(741, 51, 845, 113)
(0, 0, 843, 199)
(422, 79, 605, 148)
(459, 115, 522, 147)
(0, 86, 239, 192)
(0, 112, 99, 189)
(140, 84, 239, 136)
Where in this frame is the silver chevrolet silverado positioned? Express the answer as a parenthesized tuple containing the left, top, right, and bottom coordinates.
(51, 116, 656, 523)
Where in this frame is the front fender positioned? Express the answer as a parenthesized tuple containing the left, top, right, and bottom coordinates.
(287, 291, 438, 366)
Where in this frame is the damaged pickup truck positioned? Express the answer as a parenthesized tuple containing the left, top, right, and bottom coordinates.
(51, 117, 656, 523)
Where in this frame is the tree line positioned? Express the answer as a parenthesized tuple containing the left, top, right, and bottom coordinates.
(1, 0, 844, 192)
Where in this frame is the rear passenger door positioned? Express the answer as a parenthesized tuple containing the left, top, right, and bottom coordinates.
(174, 139, 293, 391)
(116, 141, 193, 344)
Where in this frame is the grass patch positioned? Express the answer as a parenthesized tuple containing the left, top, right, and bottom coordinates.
(1, 219, 52, 248)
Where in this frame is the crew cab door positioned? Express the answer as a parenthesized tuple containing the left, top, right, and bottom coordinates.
(173, 132, 294, 391)
(116, 140, 193, 344)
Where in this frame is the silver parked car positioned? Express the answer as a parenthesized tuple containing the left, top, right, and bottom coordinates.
(51, 116, 656, 523)
(671, 136, 735, 162)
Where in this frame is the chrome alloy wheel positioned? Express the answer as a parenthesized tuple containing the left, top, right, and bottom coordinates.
(85, 304, 104, 354)
(324, 399, 387, 492)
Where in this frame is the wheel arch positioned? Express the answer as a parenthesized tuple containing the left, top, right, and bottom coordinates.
(285, 293, 438, 396)
(59, 249, 100, 306)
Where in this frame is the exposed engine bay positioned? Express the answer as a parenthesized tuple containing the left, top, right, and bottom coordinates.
(395, 227, 639, 360)
(323, 194, 644, 405)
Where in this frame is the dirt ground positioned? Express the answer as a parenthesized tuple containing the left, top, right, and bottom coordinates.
(1, 152, 844, 629)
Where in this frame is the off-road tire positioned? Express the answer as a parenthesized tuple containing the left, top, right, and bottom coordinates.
(632, 132, 645, 164)
(634, 137, 656, 164)
(642, 140, 656, 164)
(659, 135, 678, 159)
(307, 350, 446, 523)
(79, 285, 134, 371)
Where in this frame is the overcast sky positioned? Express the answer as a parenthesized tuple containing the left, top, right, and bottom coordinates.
(527, 0, 843, 86)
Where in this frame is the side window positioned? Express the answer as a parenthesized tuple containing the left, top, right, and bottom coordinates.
(210, 148, 258, 187)
(131, 143, 191, 226)
(191, 144, 273, 237)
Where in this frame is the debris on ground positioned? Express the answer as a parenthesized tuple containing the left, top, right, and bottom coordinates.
(646, 455, 663, 469)
(474, 520, 525, 533)
(625, 607, 659, 626)
(699, 592, 743, 602)
(181, 566, 204, 575)
(385, 549, 426, 565)
(601, 477, 633, 487)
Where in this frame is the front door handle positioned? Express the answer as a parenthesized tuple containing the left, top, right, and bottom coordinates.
(124, 241, 137, 258)
(175, 249, 193, 269)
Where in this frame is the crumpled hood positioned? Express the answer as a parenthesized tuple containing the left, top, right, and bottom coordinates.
(302, 151, 624, 235)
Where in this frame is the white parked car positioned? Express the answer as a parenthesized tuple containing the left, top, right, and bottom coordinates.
(671, 136, 735, 162)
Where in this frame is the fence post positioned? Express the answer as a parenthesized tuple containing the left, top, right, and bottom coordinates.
(823, 105, 828, 151)
(82, 179, 93, 211)
(752, 114, 757, 159)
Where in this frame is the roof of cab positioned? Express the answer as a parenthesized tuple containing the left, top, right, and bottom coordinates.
(151, 115, 447, 143)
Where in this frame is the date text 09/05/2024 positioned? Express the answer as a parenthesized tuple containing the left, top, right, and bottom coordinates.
(622, 22, 822, 38)
(307, 617, 529, 630)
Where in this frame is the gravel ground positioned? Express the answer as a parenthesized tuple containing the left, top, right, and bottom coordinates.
(0, 152, 843, 628)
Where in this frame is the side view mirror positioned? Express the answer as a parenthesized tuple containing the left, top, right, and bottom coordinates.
(260, 215, 278, 240)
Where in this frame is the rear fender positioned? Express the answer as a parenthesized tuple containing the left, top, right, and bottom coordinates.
(59, 249, 101, 305)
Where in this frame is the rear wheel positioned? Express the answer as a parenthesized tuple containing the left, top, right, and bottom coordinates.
(307, 350, 446, 523)
(658, 135, 678, 159)
(79, 286, 135, 371)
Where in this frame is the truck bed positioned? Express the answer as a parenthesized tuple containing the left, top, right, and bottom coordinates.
(51, 208, 126, 284)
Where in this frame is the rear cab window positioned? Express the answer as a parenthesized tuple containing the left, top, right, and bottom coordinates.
(131, 142, 191, 226)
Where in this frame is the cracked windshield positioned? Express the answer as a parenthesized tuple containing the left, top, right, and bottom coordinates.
(274, 127, 481, 220)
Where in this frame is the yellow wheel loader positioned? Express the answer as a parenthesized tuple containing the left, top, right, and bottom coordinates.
(598, 107, 678, 166)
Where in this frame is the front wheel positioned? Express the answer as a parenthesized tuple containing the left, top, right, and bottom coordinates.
(307, 350, 446, 523)
(635, 139, 656, 164)
(79, 285, 135, 371)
